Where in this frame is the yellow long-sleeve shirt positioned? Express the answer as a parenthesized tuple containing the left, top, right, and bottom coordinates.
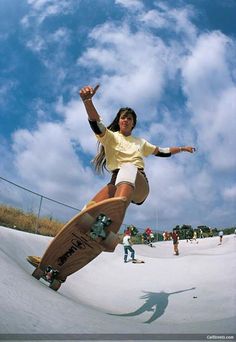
(96, 129, 156, 171)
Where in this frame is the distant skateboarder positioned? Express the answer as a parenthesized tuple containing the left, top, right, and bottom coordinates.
(172, 230, 179, 255)
(123, 231, 135, 262)
(218, 230, 223, 245)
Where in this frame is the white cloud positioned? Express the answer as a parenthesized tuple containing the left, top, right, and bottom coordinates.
(26, 35, 45, 53)
(55, 97, 98, 155)
(182, 32, 232, 105)
(77, 2, 199, 120)
(169, 6, 197, 42)
(26, 27, 71, 54)
(223, 185, 236, 201)
(139, 4, 197, 43)
(49, 27, 71, 44)
(115, 0, 144, 11)
(11, 122, 101, 208)
(78, 22, 172, 117)
(182, 31, 236, 171)
(124, 156, 199, 229)
(139, 9, 168, 29)
(21, 1, 74, 85)
(22, 0, 75, 27)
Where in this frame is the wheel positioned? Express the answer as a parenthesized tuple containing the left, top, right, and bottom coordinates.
(49, 279, 62, 291)
(32, 268, 44, 280)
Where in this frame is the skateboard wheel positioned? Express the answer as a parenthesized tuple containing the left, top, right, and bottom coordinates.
(32, 268, 44, 280)
(49, 279, 62, 291)
(89, 232, 97, 240)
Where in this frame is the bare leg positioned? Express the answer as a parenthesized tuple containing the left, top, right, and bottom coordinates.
(174, 243, 179, 255)
(80, 184, 116, 211)
(114, 183, 134, 208)
(91, 182, 134, 208)
(90, 184, 117, 202)
(90, 170, 147, 209)
(90, 182, 134, 223)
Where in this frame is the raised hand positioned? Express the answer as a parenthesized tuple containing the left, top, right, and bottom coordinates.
(79, 84, 100, 102)
(183, 146, 196, 153)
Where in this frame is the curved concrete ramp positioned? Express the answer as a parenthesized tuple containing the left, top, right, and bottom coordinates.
(0, 226, 235, 337)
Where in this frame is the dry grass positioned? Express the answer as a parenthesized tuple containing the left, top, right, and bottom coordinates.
(0, 204, 142, 243)
(0, 204, 161, 243)
(0, 204, 63, 236)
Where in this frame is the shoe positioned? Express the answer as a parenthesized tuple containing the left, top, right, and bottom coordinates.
(27, 255, 41, 267)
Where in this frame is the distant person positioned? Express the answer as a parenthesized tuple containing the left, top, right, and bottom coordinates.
(218, 230, 224, 245)
(191, 231, 198, 244)
(124, 226, 131, 235)
(143, 227, 154, 246)
(199, 229, 204, 238)
(145, 227, 152, 236)
(123, 231, 135, 263)
(127, 224, 138, 236)
(163, 231, 171, 241)
(172, 230, 179, 255)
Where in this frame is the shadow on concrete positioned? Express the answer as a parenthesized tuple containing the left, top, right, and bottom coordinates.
(108, 287, 195, 323)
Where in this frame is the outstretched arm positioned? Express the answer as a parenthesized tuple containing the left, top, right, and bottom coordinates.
(79, 84, 106, 136)
(79, 84, 100, 121)
(153, 146, 196, 157)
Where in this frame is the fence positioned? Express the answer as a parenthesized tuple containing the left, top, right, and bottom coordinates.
(0, 175, 133, 234)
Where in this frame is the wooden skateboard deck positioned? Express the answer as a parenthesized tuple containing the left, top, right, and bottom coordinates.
(31, 197, 126, 290)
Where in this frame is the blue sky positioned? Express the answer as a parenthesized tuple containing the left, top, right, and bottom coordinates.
(0, 0, 235, 231)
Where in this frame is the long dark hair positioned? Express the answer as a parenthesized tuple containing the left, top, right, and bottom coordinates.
(92, 107, 137, 174)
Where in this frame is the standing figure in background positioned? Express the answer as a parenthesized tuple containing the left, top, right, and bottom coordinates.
(143, 227, 155, 247)
(218, 230, 224, 245)
(191, 231, 199, 244)
(123, 231, 135, 263)
(199, 229, 204, 238)
(172, 230, 179, 255)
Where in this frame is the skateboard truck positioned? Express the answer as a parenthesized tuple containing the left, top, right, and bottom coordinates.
(90, 213, 112, 240)
(32, 266, 62, 291)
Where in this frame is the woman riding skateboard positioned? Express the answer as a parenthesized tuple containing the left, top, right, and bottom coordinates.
(79, 84, 195, 211)
(27, 84, 195, 266)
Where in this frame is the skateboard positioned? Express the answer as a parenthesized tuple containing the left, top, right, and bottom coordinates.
(29, 197, 126, 291)
(132, 259, 145, 264)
